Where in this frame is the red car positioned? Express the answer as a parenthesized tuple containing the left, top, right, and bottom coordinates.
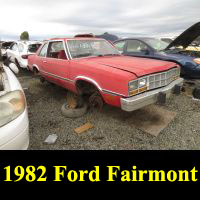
(28, 37, 183, 112)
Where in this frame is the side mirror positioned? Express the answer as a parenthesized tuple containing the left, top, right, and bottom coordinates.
(9, 63, 19, 74)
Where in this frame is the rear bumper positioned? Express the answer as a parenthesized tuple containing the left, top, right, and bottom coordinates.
(20, 59, 28, 69)
(121, 78, 183, 112)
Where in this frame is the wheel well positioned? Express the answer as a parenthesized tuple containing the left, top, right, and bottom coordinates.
(76, 80, 100, 96)
(76, 80, 105, 109)
(33, 66, 39, 73)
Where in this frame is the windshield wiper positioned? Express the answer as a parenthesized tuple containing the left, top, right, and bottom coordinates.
(97, 53, 120, 57)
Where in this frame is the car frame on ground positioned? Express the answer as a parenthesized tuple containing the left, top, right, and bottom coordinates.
(0, 59, 29, 150)
(113, 22, 200, 78)
(28, 36, 183, 112)
(6, 40, 42, 69)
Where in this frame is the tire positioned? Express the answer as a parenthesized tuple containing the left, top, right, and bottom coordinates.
(33, 67, 39, 76)
(192, 88, 200, 99)
(61, 102, 88, 118)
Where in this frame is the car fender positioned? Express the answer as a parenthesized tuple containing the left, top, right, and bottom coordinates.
(74, 75, 103, 92)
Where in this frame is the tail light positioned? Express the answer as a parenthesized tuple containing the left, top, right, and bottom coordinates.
(21, 55, 28, 59)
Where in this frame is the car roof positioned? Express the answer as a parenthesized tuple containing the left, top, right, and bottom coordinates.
(115, 37, 156, 41)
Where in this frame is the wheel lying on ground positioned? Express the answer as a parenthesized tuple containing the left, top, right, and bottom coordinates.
(61, 102, 88, 118)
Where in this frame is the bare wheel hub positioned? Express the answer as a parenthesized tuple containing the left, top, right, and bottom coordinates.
(89, 92, 104, 110)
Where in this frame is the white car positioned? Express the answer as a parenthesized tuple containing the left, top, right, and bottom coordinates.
(0, 41, 14, 59)
(7, 41, 42, 69)
(0, 60, 29, 150)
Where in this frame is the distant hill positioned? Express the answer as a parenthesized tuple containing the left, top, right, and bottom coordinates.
(96, 32, 119, 42)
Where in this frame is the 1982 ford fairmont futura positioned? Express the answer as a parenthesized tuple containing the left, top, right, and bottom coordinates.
(28, 36, 183, 112)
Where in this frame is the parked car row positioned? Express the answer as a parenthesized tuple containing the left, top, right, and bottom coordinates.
(1, 40, 42, 69)
(7, 41, 42, 69)
(1, 21, 200, 150)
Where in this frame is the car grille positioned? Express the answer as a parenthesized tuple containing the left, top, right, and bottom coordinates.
(148, 68, 179, 90)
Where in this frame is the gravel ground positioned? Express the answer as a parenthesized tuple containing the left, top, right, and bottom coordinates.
(17, 69, 200, 150)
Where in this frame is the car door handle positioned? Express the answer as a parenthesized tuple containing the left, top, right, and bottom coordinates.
(43, 61, 47, 63)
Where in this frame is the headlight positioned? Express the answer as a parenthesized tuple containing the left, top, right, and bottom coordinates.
(0, 90, 25, 127)
(138, 78, 147, 88)
(129, 80, 138, 90)
(193, 58, 200, 65)
(129, 78, 148, 96)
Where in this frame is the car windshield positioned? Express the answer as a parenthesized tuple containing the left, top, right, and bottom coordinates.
(67, 39, 120, 58)
(143, 38, 169, 51)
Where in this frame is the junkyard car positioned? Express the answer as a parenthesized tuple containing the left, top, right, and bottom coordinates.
(114, 22, 200, 78)
(28, 37, 183, 112)
(0, 60, 29, 150)
(6, 41, 42, 69)
(0, 41, 14, 60)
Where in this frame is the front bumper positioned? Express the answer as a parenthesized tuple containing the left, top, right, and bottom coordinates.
(121, 78, 183, 112)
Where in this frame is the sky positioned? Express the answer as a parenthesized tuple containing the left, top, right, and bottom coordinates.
(0, 0, 199, 40)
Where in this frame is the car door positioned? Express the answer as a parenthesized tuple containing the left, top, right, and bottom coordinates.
(7, 43, 19, 62)
(45, 41, 70, 88)
(124, 40, 153, 58)
(36, 42, 48, 75)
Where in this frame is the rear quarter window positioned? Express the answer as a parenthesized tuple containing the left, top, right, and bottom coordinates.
(38, 43, 48, 57)
(28, 44, 42, 53)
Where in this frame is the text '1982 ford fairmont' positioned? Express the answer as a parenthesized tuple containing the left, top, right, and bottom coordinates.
(28, 36, 183, 112)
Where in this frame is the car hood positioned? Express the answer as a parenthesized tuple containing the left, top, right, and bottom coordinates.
(79, 56, 177, 77)
(166, 22, 200, 49)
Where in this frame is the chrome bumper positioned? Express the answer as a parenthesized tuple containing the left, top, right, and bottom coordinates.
(121, 78, 183, 112)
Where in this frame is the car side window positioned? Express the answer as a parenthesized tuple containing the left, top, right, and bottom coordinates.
(39, 43, 48, 57)
(114, 41, 126, 53)
(47, 41, 67, 60)
(18, 44, 24, 53)
(126, 40, 148, 53)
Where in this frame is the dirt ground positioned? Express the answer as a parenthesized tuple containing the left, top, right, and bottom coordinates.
(16, 69, 200, 150)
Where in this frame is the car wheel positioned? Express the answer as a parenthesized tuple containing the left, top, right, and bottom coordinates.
(61, 102, 88, 118)
(88, 91, 104, 110)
